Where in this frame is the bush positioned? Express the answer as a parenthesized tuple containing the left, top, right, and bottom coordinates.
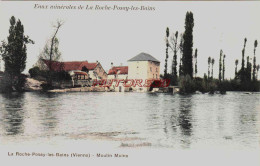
(14, 74, 27, 92)
(0, 73, 26, 93)
(0, 74, 12, 93)
(52, 71, 71, 81)
(41, 83, 53, 91)
(208, 81, 217, 94)
(29, 66, 40, 78)
(28, 67, 71, 82)
(194, 77, 207, 93)
(217, 81, 229, 94)
(179, 75, 196, 94)
(230, 79, 240, 91)
(251, 81, 260, 92)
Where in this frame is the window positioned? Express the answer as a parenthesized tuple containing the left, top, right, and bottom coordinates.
(150, 67, 152, 72)
(156, 68, 158, 72)
(156, 74, 157, 79)
(153, 74, 154, 78)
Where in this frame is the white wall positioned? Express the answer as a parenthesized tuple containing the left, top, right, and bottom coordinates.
(128, 61, 161, 92)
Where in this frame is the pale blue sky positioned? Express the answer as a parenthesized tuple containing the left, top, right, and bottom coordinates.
(0, 1, 260, 79)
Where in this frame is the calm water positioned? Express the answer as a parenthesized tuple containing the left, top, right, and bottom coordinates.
(0, 92, 259, 149)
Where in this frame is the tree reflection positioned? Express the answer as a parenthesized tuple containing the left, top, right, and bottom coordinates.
(178, 95, 193, 148)
(2, 93, 25, 135)
(36, 92, 60, 135)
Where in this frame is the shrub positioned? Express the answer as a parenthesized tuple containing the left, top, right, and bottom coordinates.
(208, 81, 217, 94)
(230, 79, 240, 91)
(217, 81, 228, 94)
(52, 71, 71, 81)
(29, 66, 40, 78)
(179, 75, 196, 94)
(0, 74, 12, 93)
(41, 83, 53, 91)
(0, 73, 26, 93)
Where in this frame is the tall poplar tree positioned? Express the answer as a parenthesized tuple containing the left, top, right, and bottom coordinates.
(168, 31, 179, 84)
(164, 27, 170, 77)
(253, 40, 258, 81)
(179, 34, 184, 77)
(246, 56, 252, 81)
(208, 56, 211, 79)
(194, 48, 198, 78)
(0, 16, 34, 91)
(257, 64, 260, 80)
(171, 31, 179, 84)
(219, 50, 223, 82)
(235, 59, 239, 78)
(211, 58, 215, 79)
(182, 12, 194, 78)
(240, 38, 247, 83)
(222, 54, 226, 80)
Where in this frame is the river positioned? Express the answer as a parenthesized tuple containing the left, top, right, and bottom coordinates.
(0, 92, 259, 149)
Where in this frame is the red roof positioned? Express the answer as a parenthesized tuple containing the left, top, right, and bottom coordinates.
(108, 66, 128, 75)
(42, 59, 98, 71)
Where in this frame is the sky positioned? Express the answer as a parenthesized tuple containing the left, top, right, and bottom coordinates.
(0, 1, 260, 79)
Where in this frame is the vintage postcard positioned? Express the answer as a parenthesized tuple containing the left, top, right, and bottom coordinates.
(0, 0, 260, 166)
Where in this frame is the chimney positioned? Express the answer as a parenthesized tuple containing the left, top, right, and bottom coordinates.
(111, 62, 113, 68)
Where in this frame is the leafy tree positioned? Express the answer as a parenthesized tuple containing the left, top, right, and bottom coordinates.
(168, 31, 179, 85)
(35, 37, 62, 70)
(253, 40, 258, 81)
(182, 12, 194, 78)
(0, 16, 34, 91)
(29, 66, 40, 78)
(45, 20, 64, 86)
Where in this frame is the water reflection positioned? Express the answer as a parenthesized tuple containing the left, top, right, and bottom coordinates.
(178, 95, 193, 148)
(1, 93, 25, 135)
(0, 92, 259, 149)
(178, 95, 193, 136)
(36, 93, 61, 135)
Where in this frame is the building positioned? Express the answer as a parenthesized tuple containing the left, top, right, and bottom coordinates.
(128, 52, 160, 92)
(42, 59, 107, 87)
(107, 64, 128, 92)
(107, 64, 128, 80)
(43, 60, 107, 80)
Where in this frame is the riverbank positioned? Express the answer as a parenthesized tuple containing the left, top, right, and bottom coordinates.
(2, 77, 259, 94)
(24, 78, 43, 91)
(48, 87, 106, 93)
